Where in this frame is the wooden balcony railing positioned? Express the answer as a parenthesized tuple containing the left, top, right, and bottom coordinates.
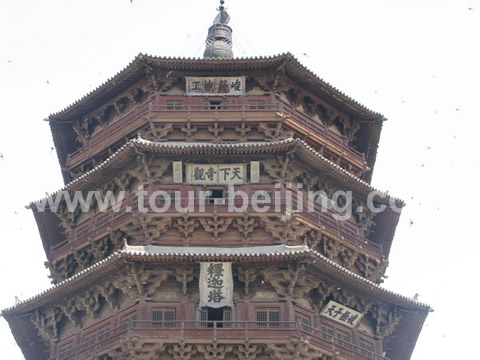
(51, 320, 388, 360)
(50, 191, 381, 261)
(66, 102, 366, 171)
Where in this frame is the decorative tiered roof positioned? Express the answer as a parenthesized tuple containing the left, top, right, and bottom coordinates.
(31, 138, 400, 206)
(2, 243, 431, 314)
(2, 242, 431, 360)
(47, 53, 384, 184)
(30, 137, 403, 259)
(3, 4, 429, 360)
(48, 54, 384, 122)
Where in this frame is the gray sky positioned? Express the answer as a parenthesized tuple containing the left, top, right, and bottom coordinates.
(1, 0, 479, 358)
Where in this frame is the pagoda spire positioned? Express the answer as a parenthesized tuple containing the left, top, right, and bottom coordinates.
(203, 0, 233, 59)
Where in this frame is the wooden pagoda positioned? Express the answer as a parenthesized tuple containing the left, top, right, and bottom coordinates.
(2, 2, 430, 360)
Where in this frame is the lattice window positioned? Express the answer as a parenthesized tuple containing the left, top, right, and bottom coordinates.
(199, 307, 208, 328)
(119, 312, 137, 331)
(320, 324, 334, 341)
(256, 308, 280, 328)
(80, 331, 96, 350)
(152, 307, 176, 327)
(335, 329, 352, 349)
(295, 312, 312, 332)
(97, 324, 111, 342)
(58, 340, 74, 360)
(223, 308, 233, 328)
(359, 339, 375, 358)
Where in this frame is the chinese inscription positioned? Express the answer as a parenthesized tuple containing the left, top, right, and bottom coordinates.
(200, 262, 233, 308)
(186, 77, 245, 96)
(320, 300, 363, 327)
(186, 164, 245, 184)
(206, 264, 225, 303)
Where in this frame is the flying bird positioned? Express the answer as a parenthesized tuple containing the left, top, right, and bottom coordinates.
(409, 219, 414, 226)
(0, 153, 3, 160)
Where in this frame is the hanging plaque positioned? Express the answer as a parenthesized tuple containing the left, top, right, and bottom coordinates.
(199, 262, 233, 308)
(186, 76, 245, 96)
(186, 163, 246, 184)
(320, 300, 363, 327)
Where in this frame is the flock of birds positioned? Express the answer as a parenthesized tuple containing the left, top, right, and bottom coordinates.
(1, 3, 475, 353)
(0, 53, 463, 230)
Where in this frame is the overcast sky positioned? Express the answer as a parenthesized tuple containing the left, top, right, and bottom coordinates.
(1, 0, 479, 359)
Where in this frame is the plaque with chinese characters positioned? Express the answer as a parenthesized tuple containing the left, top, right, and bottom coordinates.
(320, 300, 363, 327)
(186, 163, 246, 184)
(199, 262, 233, 308)
(186, 76, 245, 96)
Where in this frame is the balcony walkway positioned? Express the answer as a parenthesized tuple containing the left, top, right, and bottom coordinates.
(66, 102, 366, 172)
(53, 320, 387, 360)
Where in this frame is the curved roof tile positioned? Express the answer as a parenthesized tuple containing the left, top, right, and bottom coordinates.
(2, 244, 430, 316)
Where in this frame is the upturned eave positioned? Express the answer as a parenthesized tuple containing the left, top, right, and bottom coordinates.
(2, 244, 430, 315)
(2, 243, 430, 360)
(28, 138, 403, 260)
(47, 53, 384, 183)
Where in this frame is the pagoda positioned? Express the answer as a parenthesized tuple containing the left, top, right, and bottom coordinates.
(2, 2, 430, 360)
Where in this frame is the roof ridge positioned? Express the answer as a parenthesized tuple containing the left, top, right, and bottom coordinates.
(28, 137, 402, 207)
(1, 250, 124, 315)
(48, 53, 382, 121)
(1, 244, 430, 315)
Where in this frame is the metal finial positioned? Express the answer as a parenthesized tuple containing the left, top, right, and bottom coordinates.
(203, 0, 233, 59)
(213, 0, 230, 25)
